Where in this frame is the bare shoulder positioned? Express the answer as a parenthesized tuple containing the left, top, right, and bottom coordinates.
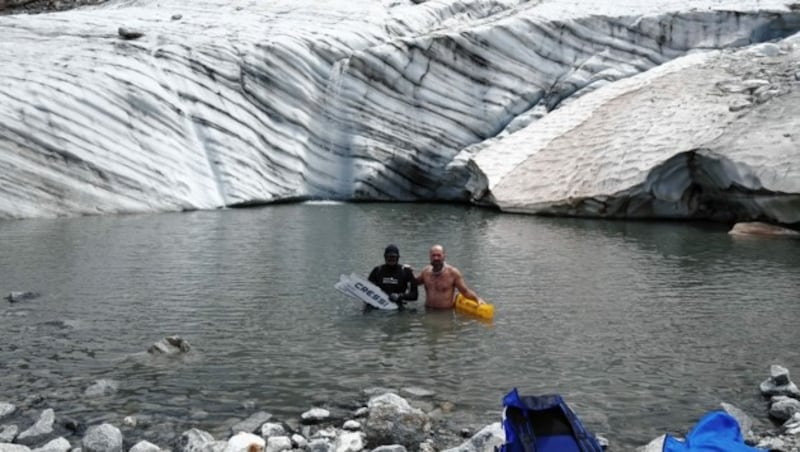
(446, 264, 463, 277)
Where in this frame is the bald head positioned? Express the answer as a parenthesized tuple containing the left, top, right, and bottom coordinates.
(429, 244, 445, 271)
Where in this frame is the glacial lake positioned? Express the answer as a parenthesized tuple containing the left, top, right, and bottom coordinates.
(1, 202, 799, 450)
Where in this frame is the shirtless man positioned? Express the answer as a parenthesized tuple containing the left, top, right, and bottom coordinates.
(416, 244, 484, 309)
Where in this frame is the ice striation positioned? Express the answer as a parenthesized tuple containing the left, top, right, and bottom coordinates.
(1, 0, 799, 223)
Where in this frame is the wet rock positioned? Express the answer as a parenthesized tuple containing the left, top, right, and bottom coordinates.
(760, 364, 800, 397)
(364, 393, 430, 449)
(0, 424, 19, 442)
(117, 27, 144, 40)
(129, 440, 168, 452)
(226, 432, 264, 452)
(84, 379, 119, 397)
(729, 222, 800, 237)
(17, 408, 55, 444)
(769, 396, 800, 421)
(441, 422, 503, 452)
(147, 335, 191, 355)
(171, 428, 216, 452)
(230, 411, 272, 435)
(307, 438, 333, 452)
(636, 434, 667, 452)
(0, 402, 15, 419)
(32, 436, 70, 452)
(291, 433, 307, 449)
(82, 423, 122, 452)
(728, 99, 752, 112)
(5, 292, 40, 303)
(61, 418, 83, 435)
(265, 436, 292, 452)
(333, 431, 364, 452)
(0, 444, 32, 452)
(371, 446, 406, 452)
(301, 408, 330, 425)
(260, 422, 285, 439)
(400, 387, 435, 399)
(342, 420, 361, 431)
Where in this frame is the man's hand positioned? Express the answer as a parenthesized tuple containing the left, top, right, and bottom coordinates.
(389, 293, 404, 303)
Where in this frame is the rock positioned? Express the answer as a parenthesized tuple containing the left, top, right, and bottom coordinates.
(117, 27, 144, 40)
(5, 292, 40, 303)
(307, 438, 332, 452)
(82, 423, 122, 452)
(84, 379, 119, 397)
(728, 99, 752, 112)
(17, 408, 55, 444)
(230, 411, 272, 435)
(342, 420, 360, 431)
(0, 444, 33, 452)
(769, 396, 800, 422)
(224, 432, 264, 452)
(441, 422, 504, 452)
(756, 436, 786, 450)
(290, 433, 307, 449)
(129, 440, 167, 452)
(0, 424, 19, 442)
(783, 412, 800, 434)
(172, 428, 216, 452)
(61, 418, 82, 435)
(760, 365, 800, 397)
(729, 222, 800, 237)
(260, 422, 285, 439)
(301, 408, 330, 425)
(265, 436, 291, 452)
(399, 387, 435, 399)
(333, 431, 363, 452)
(0, 402, 15, 418)
(364, 393, 430, 449)
(636, 434, 667, 452)
(147, 335, 191, 355)
(170, 14, 182, 20)
(32, 436, 70, 452)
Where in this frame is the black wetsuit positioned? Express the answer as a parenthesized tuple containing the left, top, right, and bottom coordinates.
(368, 264, 418, 304)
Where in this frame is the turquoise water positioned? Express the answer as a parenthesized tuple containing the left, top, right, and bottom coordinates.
(1, 203, 798, 449)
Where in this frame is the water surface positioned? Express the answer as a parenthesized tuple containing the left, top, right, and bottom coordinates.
(1, 203, 798, 449)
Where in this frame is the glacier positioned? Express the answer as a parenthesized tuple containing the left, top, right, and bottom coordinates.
(0, 0, 799, 224)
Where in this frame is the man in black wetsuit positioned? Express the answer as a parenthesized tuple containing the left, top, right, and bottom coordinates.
(368, 244, 418, 308)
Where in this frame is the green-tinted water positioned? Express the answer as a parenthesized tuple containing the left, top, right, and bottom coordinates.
(1, 203, 798, 449)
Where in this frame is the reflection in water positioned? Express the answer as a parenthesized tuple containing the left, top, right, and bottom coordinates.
(1, 205, 799, 449)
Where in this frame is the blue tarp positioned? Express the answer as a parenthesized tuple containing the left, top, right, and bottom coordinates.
(663, 411, 767, 452)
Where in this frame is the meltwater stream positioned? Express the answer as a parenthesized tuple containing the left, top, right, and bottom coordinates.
(1, 203, 799, 449)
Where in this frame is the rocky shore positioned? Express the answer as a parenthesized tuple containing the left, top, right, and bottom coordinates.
(1, 338, 799, 452)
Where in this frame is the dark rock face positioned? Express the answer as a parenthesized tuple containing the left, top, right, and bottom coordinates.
(0, 0, 108, 15)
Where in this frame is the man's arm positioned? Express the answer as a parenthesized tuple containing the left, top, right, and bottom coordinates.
(368, 266, 380, 286)
(414, 266, 429, 285)
(453, 268, 484, 304)
(403, 267, 418, 301)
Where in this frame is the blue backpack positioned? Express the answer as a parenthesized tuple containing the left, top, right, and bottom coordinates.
(499, 388, 604, 452)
